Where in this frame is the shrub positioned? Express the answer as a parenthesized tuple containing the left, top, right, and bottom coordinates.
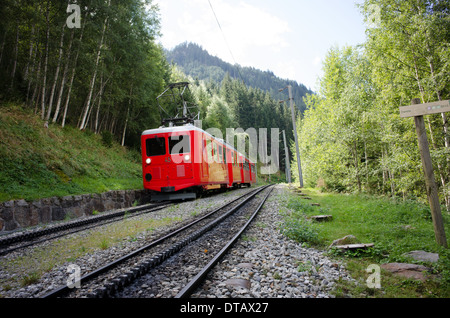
(280, 215, 319, 244)
(101, 131, 114, 148)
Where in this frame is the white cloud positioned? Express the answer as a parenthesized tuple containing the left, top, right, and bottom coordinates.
(313, 56, 322, 66)
(157, 0, 291, 65)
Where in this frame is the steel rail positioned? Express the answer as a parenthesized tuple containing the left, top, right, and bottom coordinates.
(0, 203, 172, 256)
(175, 185, 274, 298)
(41, 185, 268, 298)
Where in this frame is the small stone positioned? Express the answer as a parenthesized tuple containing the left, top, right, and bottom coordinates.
(225, 278, 252, 290)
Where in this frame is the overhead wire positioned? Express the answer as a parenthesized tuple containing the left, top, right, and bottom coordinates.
(207, 0, 246, 85)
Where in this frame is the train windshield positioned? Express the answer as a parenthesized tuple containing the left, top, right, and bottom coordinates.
(169, 134, 190, 154)
(146, 137, 166, 157)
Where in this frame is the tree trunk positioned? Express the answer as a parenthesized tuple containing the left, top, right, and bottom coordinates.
(62, 8, 88, 127)
(121, 86, 133, 146)
(94, 73, 104, 133)
(79, 0, 110, 130)
(41, 2, 51, 120)
(9, 26, 20, 91)
(46, 24, 65, 122)
(0, 30, 6, 66)
(53, 29, 74, 123)
(121, 107, 129, 147)
(26, 25, 39, 105)
(24, 25, 35, 82)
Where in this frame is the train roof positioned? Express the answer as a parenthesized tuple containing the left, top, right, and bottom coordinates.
(142, 124, 203, 136)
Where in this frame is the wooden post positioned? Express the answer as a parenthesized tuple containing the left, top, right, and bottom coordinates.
(287, 85, 303, 187)
(411, 98, 447, 248)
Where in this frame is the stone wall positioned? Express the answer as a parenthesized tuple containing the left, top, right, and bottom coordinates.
(0, 189, 149, 232)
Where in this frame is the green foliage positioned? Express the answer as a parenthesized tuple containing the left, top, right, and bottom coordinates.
(279, 215, 320, 245)
(296, 0, 450, 208)
(0, 0, 170, 151)
(101, 131, 114, 148)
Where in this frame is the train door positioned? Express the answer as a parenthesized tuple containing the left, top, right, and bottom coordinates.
(202, 136, 209, 179)
(226, 149, 233, 187)
(167, 133, 193, 180)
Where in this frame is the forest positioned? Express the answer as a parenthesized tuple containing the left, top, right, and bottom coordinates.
(1, 0, 449, 210)
(296, 0, 450, 210)
(0, 0, 305, 176)
(0, 0, 171, 149)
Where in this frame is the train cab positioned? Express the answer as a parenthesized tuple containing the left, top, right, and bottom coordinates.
(141, 126, 196, 200)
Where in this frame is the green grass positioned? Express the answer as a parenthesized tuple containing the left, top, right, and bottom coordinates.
(0, 104, 143, 202)
(279, 186, 450, 298)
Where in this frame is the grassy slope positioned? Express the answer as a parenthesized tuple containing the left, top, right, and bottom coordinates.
(280, 187, 450, 297)
(0, 105, 143, 202)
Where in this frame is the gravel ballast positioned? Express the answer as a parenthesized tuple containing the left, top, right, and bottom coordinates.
(191, 185, 354, 298)
(0, 185, 354, 298)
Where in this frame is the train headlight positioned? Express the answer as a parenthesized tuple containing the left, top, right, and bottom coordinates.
(184, 155, 190, 162)
(146, 158, 151, 165)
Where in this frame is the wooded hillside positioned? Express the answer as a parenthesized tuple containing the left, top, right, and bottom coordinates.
(165, 42, 313, 114)
(0, 0, 170, 149)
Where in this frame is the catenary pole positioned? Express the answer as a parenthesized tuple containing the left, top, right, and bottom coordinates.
(287, 85, 303, 187)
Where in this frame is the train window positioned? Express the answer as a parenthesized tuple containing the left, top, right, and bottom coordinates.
(146, 137, 166, 157)
(169, 134, 190, 154)
(206, 140, 213, 163)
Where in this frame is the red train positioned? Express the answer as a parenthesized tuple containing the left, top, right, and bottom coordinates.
(141, 124, 257, 201)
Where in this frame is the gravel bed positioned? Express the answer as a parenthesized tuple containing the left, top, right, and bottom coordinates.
(0, 185, 355, 298)
(0, 187, 254, 298)
(116, 187, 271, 298)
(192, 184, 355, 298)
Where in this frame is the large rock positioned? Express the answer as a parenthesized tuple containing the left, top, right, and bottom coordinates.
(381, 263, 431, 281)
(404, 250, 439, 263)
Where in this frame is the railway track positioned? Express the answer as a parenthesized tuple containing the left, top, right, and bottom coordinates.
(41, 185, 273, 298)
(175, 185, 274, 298)
(0, 202, 172, 256)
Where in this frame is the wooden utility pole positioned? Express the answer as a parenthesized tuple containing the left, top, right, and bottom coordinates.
(280, 86, 303, 187)
(287, 86, 303, 187)
(400, 98, 448, 248)
(282, 130, 291, 183)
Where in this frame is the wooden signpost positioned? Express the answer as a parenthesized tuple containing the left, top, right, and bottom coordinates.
(399, 99, 448, 248)
(399, 99, 450, 118)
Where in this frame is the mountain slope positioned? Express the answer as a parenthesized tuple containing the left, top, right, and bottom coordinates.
(165, 42, 314, 113)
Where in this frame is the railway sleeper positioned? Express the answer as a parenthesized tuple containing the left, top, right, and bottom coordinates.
(79, 188, 265, 298)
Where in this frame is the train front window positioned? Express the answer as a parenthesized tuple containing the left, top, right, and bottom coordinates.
(169, 135, 190, 154)
(146, 137, 166, 157)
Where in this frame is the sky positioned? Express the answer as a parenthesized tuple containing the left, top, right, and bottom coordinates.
(152, 0, 369, 91)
